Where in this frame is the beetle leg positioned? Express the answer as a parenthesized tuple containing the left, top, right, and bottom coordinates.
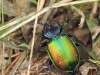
(70, 69, 79, 75)
(68, 34, 97, 61)
(39, 41, 48, 47)
(74, 38, 99, 71)
(75, 42, 89, 61)
(67, 34, 90, 60)
(47, 60, 52, 75)
(36, 33, 49, 41)
(67, 33, 74, 37)
(35, 33, 48, 51)
(36, 33, 44, 38)
(35, 40, 48, 52)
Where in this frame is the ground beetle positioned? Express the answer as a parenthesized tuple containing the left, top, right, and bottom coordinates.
(37, 21, 89, 72)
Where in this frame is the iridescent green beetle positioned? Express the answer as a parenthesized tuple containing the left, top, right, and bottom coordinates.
(38, 21, 81, 72)
(47, 35, 80, 72)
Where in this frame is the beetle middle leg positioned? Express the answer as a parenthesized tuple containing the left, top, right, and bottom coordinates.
(66, 33, 100, 72)
(67, 34, 97, 61)
(67, 33, 90, 60)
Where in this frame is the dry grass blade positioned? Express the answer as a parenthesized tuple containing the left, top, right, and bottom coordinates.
(4, 53, 21, 75)
(27, 0, 45, 75)
(2, 43, 5, 75)
(71, 5, 85, 29)
(8, 50, 27, 75)
(0, 0, 99, 39)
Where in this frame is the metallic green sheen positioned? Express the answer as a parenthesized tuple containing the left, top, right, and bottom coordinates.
(47, 35, 80, 72)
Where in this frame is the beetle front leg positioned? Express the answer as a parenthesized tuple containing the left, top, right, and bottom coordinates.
(35, 40, 48, 52)
(36, 33, 44, 38)
(36, 33, 48, 52)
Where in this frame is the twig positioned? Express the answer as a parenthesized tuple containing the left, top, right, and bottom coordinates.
(40, 0, 56, 22)
(71, 5, 85, 29)
(4, 53, 21, 75)
(8, 50, 27, 75)
(1, 0, 4, 23)
(2, 43, 5, 75)
(0, 0, 99, 39)
(89, 1, 99, 40)
(92, 26, 100, 40)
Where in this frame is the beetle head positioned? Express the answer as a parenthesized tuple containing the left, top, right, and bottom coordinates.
(42, 21, 61, 39)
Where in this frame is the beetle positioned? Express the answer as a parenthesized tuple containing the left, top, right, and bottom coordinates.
(37, 21, 89, 72)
